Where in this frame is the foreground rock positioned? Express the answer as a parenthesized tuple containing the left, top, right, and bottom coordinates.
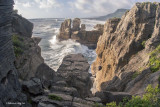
(57, 54, 92, 98)
(57, 18, 104, 49)
(91, 2, 160, 95)
(95, 91, 131, 104)
(22, 78, 44, 95)
(32, 93, 101, 107)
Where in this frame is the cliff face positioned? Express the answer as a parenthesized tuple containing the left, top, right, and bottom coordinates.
(57, 18, 103, 49)
(11, 13, 45, 80)
(0, 0, 29, 106)
(92, 2, 160, 94)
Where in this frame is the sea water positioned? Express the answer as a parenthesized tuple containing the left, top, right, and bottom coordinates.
(30, 18, 105, 72)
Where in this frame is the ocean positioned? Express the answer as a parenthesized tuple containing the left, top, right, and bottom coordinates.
(30, 18, 105, 72)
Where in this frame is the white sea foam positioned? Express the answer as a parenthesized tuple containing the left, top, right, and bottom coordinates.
(31, 18, 104, 71)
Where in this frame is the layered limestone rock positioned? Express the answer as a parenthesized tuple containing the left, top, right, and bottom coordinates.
(57, 18, 103, 49)
(57, 54, 92, 98)
(14, 35, 44, 80)
(0, 0, 30, 106)
(12, 14, 45, 80)
(72, 18, 81, 31)
(57, 19, 71, 40)
(92, 2, 160, 94)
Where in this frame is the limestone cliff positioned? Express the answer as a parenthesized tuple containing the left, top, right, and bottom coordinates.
(0, 0, 30, 106)
(92, 2, 160, 95)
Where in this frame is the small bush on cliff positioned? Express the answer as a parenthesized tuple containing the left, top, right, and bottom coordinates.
(48, 94, 63, 101)
(106, 84, 160, 107)
(106, 102, 117, 107)
(149, 45, 160, 72)
(141, 41, 146, 49)
(12, 34, 24, 57)
(132, 71, 140, 79)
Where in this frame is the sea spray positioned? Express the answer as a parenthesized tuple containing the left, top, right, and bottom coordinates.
(30, 18, 104, 71)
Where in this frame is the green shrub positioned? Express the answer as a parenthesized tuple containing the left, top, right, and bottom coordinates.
(141, 41, 146, 48)
(106, 84, 160, 107)
(48, 94, 63, 101)
(12, 34, 24, 57)
(132, 71, 140, 79)
(149, 45, 160, 72)
(106, 102, 117, 107)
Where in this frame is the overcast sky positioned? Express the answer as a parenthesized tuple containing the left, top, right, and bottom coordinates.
(14, 0, 160, 19)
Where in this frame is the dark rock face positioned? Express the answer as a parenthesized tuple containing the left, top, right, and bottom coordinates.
(12, 14, 33, 37)
(22, 78, 44, 95)
(14, 36, 44, 80)
(57, 18, 103, 49)
(32, 93, 98, 107)
(36, 63, 56, 89)
(0, 0, 29, 106)
(57, 54, 92, 98)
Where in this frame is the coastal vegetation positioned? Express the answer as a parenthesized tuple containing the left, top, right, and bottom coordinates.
(149, 45, 160, 72)
(106, 85, 160, 107)
(12, 34, 24, 57)
(48, 94, 63, 101)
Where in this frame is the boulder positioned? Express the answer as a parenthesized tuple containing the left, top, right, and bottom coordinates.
(95, 91, 131, 104)
(57, 54, 92, 98)
(35, 63, 56, 89)
(72, 18, 81, 31)
(22, 78, 44, 95)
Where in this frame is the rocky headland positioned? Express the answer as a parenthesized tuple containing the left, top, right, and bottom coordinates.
(1, 1, 160, 107)
(57, 18, 104, 49)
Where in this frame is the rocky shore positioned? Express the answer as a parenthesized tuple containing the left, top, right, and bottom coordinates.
(1, 1, 160, 107)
